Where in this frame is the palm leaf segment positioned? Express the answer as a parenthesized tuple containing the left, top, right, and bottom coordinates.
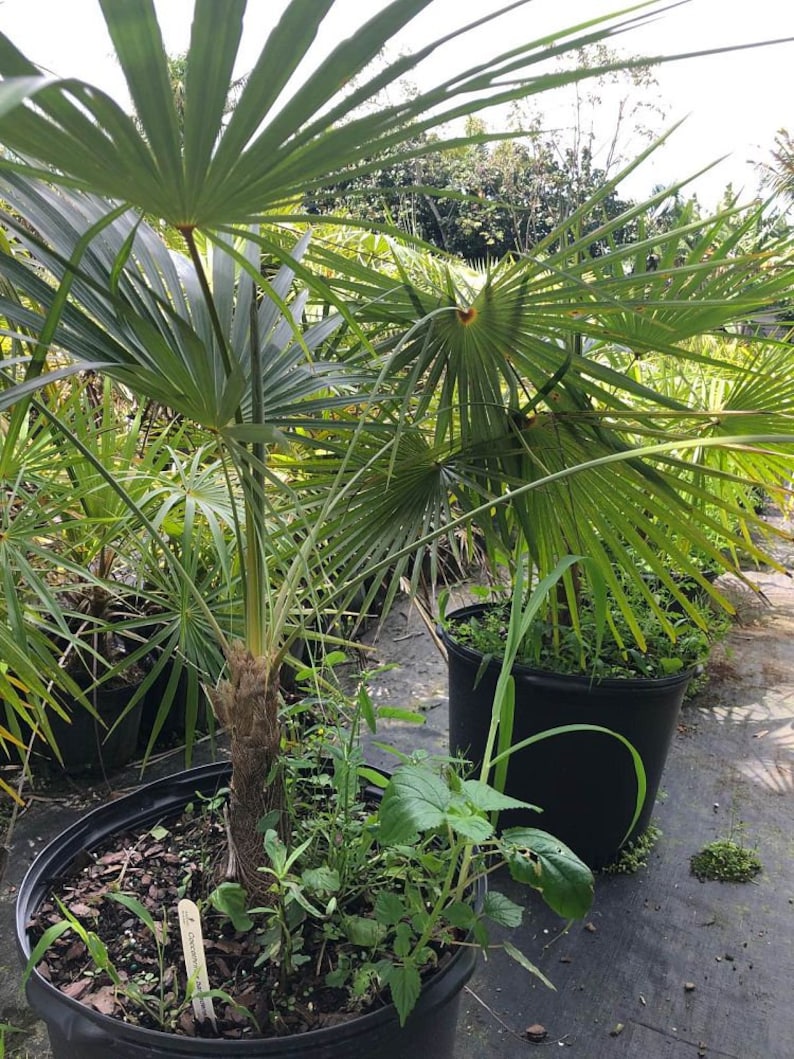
(0, 0, 713, 231)
(0, 176, 348, 431)
(334, 210, 794, 630)
(0, 177, 432, 648)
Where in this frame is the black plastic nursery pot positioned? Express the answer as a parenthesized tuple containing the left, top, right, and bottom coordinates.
(139, 665, 212, 749)
(16, 762, 479, 1059)
(442, 604, 694, 870)
(45, 682, 144, 774)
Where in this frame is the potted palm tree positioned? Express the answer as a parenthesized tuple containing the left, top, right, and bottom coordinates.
(0, 375, 168, 778)
(4, 181, 599, 1059)
(350, 219, 794, 868)
(1, 372, 224, 775)
(0, 1, 680, 1050)
(1, 0, 793, 1053)
(30, 379, 180, 773)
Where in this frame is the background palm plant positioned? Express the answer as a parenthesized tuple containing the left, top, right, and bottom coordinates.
(331, 184, 794, 634)
(1, 0, 794, 893)
(0, 371, 229, 781)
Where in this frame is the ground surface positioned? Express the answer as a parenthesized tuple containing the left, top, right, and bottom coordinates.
(2, 558, 793, 1057)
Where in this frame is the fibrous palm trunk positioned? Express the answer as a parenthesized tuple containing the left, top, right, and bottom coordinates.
(209, 642, 284, 900)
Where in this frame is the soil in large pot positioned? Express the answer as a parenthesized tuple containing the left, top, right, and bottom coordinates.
(442, 605, 693, 869)
(17, 763, 478, 1059)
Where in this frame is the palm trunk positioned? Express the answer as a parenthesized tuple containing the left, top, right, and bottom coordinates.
(209, 643, 284, 900)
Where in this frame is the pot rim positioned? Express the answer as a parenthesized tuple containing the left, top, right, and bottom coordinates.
(439, 602, 700, 690)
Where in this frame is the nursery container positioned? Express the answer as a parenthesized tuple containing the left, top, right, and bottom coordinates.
(442, 604, 694, 869)
(17, 763, 478, 1059)
(45, 682, 144, 774)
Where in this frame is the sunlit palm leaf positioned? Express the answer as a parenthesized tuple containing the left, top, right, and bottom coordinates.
(0, 1, 752, 231)
(0, 179, 354, 428)
(309, 202, 794, 621)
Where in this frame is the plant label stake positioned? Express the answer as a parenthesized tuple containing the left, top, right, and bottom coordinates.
(177, 898, 217, 1029)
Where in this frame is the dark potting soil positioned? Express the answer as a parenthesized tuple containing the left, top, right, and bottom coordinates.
(24, 795, 417, 1041)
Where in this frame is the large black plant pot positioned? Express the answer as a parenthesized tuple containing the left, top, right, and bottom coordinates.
(139, 666, 212, 750)
(45, 682, 144, 774)
(16, 763, 478, 1059)
(442, 604, 694, 869)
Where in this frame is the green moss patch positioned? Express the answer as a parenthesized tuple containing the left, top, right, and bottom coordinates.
(602, 825, 662, 875)
(690, 839, 762, 882)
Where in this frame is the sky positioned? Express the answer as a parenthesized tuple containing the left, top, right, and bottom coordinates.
(0, 0, 792, 211)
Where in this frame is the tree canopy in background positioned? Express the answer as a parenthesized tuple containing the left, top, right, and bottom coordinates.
(313, 121, 637, 260)
(313, 45, 671, 262)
